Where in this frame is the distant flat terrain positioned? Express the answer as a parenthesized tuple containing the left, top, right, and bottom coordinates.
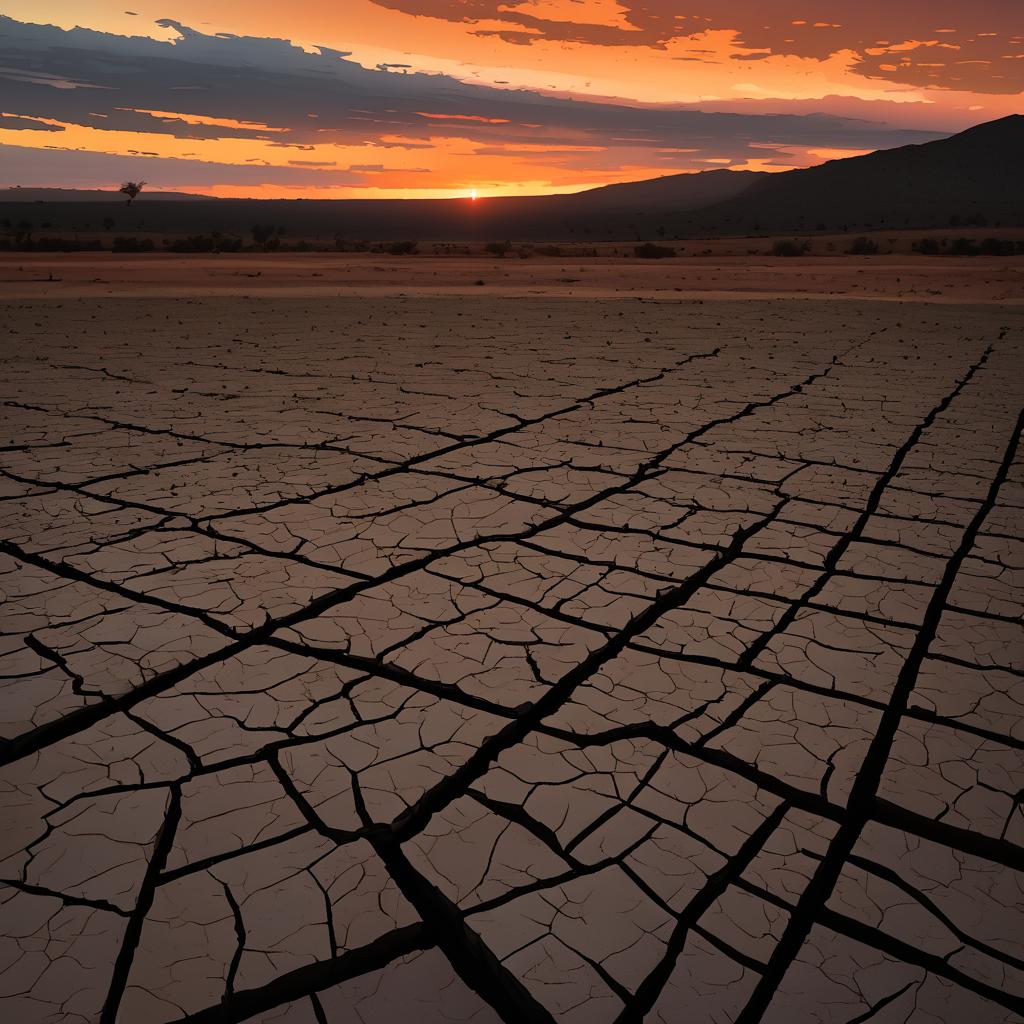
(1, 294, 1022, 1024)
(1, 115, 1020, 243)
(1, 251, 1022, 304)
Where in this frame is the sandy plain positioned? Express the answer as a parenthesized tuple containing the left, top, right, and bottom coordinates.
(1, 260, 1023, 1024)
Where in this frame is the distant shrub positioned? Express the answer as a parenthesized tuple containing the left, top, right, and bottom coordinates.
(33, 237, 103, 252)
(979, 237, 1015, 256)
(166, 235, 214, 253)
(484, 240, 511, 257)
(949, 238, 980, 256)
(3, 220, 34, 249)
(770, 239, 809, 257)
(165, 234, 242, 253)
(847, 237, 879, 255)
(251, 224, 284, 250)
(337, 239, 371, 252)
(535, 245, 563, 257)
(635, 242, 675, 259)
(913, 238, 942, 255)
(0, 229, 102, 252)
(387, 240, 418, 255)
(112, 236, 155, 252)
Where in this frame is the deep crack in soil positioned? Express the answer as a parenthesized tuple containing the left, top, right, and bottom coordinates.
(1, 296, 1022, 1024)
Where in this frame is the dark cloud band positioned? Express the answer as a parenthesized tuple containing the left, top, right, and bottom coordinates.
(0, 15, 951, 190)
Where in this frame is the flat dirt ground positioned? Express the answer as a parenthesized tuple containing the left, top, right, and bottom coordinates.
(1, 250, 1023, 303)
(1, 258, 1023, 1024)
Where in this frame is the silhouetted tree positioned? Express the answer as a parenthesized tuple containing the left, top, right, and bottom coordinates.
(120, 181, 146, 205)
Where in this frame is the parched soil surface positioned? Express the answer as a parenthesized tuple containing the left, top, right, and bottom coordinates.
(1, 296, 1022, 1024)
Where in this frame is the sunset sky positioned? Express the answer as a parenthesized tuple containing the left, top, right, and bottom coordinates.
(1, 2, 1020, 198)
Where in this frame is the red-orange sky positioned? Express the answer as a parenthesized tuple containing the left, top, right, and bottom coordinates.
(0, 3, 1020, 197)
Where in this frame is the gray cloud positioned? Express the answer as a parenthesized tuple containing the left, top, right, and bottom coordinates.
(0, 113, 64, 131)
(0, 15, 948, 190)
(0, 143, 371, 188)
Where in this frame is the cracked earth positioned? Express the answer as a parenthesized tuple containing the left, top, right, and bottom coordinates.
(1, 295, 1022, 1024)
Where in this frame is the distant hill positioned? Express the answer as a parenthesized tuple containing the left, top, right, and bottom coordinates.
(0, 188, 208, 202)
(685, 114, 1024, 234)
(561, 168, 766, 210)
(1, 117, 1021, 241)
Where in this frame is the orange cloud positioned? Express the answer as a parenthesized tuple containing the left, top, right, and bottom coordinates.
(122, 109, 290, 133)
(417, 112, 512, 123)
(0, 7, 1016, 197)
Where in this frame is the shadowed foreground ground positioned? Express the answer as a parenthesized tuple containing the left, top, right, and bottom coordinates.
(1, 296, 1022, 1023)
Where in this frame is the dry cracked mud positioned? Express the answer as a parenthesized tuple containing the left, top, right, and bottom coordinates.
(1, 295, 1022, 1024)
